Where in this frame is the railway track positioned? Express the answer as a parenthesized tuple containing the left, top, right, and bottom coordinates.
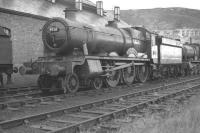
(0, 86, 41, 107)
(0, 85, 38, 94)
(0, 82, 150, 110)
(0, 86, 39, 96)
(0, 91, 40, 102)
(0, 76, 197, 110)
(1, 77, 200, 133)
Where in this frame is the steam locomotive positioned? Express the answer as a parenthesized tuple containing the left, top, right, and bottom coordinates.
(18, 16, 200, 94)
(18, 0, 200, 94)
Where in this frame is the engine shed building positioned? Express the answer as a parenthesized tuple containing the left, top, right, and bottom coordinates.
(0, 0, 129, 65)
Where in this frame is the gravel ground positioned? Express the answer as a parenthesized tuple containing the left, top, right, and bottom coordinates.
(1, 75, 199, 133)
(0, 76, 198, 121)
(0, 82, 152, 121)
(2, 73, 37, 88)
(114, 92, 200, 133)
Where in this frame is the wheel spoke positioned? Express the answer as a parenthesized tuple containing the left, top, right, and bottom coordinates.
(63, 73, 79, 93)
(91, 77, 103, 90)
(122, 66, 135, 85)
(105, 70, 121, 87)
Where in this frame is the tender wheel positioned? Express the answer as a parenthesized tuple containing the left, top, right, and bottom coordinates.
(160, 67, 169, 78)
(136, 65, 149, 83)
(198, 68, 200, 74)
(105, 70, 121, 87)
(195, 68, 198, 75)
(180, 68, 185, 76)
(90, 77, 103, 90)
(122, 66, 135, 85)
(169, 66, 175, 77)
(177, 66, 182, 76)
(64, 73, 79, 93)
(173, 66, 178, 77)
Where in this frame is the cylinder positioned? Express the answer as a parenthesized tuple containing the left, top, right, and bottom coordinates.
(42, 18, 147, 56)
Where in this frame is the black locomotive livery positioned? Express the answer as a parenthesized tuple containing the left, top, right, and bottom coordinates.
(18, 16, 200, 94)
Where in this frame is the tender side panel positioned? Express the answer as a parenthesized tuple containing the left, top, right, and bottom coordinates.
(160, 45, 182, 64)
(0, 37, 12, 65)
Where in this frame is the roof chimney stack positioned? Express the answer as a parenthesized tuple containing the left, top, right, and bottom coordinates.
(114, 6, 120, 21)
(75, 0, 83, 10)
(96, 1, 103, 16)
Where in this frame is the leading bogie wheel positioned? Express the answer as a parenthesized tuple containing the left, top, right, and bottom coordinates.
(64, 73, 79, 93)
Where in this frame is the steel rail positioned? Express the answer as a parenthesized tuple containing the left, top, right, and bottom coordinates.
(0, 91, 41, 102)
(0, 86, 38, 95)
(52, 84, 200, 133)
(0, 77, 200, 131)
(0, 75, 197, 110)
(0, 81, 151, 110)
(0, 75, 196, 110)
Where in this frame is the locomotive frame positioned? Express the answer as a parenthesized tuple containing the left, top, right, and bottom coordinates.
(33, 31, 200, 94)
(36, 47, 151, 93)
(20, 16, 200, 94)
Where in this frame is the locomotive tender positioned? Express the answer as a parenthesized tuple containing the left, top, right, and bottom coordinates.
(0, 26, 16, 84)
(21, 1, 200, 93)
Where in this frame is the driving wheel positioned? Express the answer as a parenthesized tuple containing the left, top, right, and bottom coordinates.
(136, 65, 149, 83)
(90, 77, 103, 90)
(122, 66, 135, 85)
(105, 70, 121, 87)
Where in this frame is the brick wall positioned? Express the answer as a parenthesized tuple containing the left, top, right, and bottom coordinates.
(0, 0, 95, 64)
(0, 0, 129, 65)
(0, 12, 45, 64)
(0, 0, 71, 64)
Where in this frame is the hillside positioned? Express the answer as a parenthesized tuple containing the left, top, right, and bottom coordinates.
(119, 7, 200, 30)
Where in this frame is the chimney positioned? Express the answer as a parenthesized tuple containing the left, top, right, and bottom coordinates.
(96, 1, 103, 16)
(75, 0, 83, 10)
(114, 6, 120, 21)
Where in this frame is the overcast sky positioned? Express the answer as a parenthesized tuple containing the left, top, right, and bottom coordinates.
(89, 0, 200, 10)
